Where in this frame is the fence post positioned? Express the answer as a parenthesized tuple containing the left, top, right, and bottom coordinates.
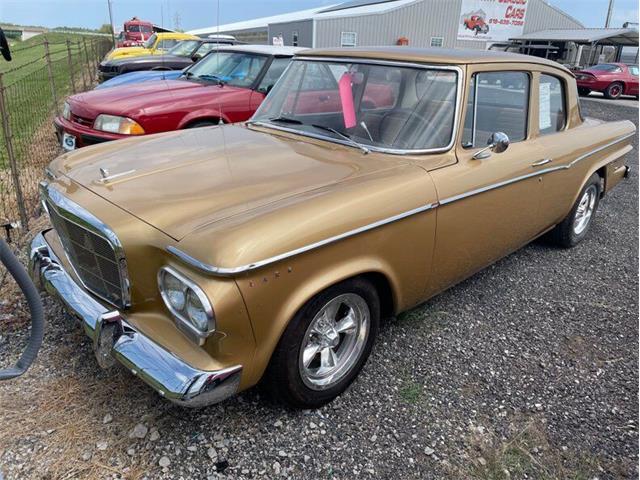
(90, 38, 98, 68)
(76, 40, 88, 91)
(82, 38, 93, 86)
(66, 40, 77, 94)
(0, 73, 29, 229)
(43, 40, 59, 116)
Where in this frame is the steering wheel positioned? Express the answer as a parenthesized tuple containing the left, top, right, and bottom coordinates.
(0, 27, 12, 62)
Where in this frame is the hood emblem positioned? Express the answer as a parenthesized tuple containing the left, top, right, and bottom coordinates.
(98, 167, 136, 183)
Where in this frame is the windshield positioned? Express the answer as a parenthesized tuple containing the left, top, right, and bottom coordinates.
(184, 51, 267, 87)
(251, 60, 458, 152)
(143, 34, 157, 49)
(168, 40, 200, 57)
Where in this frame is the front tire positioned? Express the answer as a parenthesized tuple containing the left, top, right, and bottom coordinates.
(546, 173, 601, 248)
(604, 82, 623, 99)
(265, 278, 380, 408)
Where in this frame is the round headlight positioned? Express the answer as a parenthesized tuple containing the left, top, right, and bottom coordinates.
(186, 289, 209, 331)
(162, 271, 186, 311)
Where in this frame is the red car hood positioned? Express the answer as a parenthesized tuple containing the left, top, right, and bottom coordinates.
(68, 80, 245, 120)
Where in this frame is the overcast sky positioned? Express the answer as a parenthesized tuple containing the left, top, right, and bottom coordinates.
(0, 0, 638, 31)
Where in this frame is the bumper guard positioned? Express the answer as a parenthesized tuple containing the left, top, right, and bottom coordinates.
(29, 230, 242, 407)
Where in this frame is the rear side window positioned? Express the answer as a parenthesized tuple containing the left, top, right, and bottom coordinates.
(630, 65, 639, 76)
(462, 71, 529, 148)
(539, 74, 566, 135)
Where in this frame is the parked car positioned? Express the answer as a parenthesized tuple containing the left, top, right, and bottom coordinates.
(34, 47, 635, 408)
(98, 38, 238, 82)
(117, 17, 154, 47)
(104, 32, 197, 61)
(55, 45, 302, 150)
(95, 69, 184, 89)
(575, 63, 639, 99)
(463, 15, 489, 35)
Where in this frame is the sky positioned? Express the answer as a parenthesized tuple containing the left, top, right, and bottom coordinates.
(0, 0, 638, 32)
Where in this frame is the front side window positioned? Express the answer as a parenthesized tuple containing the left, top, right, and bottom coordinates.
(539, 74, 566, 135)
(341, 32, 357, 47)
(257, 57, 291, 94)
(185, 51, 268, 87)
(168, 40, 201, 57)
(462, 71, 529, 148)
(629, 65, 639, 76)
(158, 39, 179, 50)
(143, 34, 157, 49)
(252, 60, 458, 151)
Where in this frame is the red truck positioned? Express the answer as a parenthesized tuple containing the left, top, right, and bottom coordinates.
(117, 17, 154, 48)
(463, 15, 489, 35)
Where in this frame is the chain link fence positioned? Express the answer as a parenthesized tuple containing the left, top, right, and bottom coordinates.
(0, 36, 112, 230)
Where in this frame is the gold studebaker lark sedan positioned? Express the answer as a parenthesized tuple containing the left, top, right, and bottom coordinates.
(30, 48, 635, 408)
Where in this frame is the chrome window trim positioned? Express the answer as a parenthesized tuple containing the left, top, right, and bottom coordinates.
(40, 182, 131, 309)
(249, 58, 463, 156)
(168, 132, 633, 277)
(158, 266, 215, 346)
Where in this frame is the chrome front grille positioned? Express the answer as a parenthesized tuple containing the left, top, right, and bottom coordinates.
(42, 185, 129, 309)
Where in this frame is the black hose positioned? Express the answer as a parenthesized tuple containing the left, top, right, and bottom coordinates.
(0, 238, 44, 380)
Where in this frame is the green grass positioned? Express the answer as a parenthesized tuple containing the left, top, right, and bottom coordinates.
(399, 377, 423, 404)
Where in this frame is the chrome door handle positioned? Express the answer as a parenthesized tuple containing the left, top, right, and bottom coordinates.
(532, 158, 552, 167)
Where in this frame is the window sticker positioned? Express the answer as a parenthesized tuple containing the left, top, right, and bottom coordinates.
(539, 82, 551, 130)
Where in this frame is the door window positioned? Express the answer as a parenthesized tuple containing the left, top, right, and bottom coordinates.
(257, 58, 291, 94)
(538, 74, 566, 135)
(462, 71, 529, 148)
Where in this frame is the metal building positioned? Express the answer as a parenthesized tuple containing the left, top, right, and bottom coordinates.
(189, 0, 584, 50)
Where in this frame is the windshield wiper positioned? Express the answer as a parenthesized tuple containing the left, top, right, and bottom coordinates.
(267, 116, 303, 125)
(311, 124, 369, 155)
(196, 74, 225, 85)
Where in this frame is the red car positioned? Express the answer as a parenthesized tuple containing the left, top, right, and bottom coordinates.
(117, 17, 154, 47)
(464, 15, 489, 35)
(575, 63, 639, 100)
(54, 46, 302, 150)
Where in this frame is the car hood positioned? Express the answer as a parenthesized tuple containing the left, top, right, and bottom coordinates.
(107, 54, 187, 66)
(49, 124, 415, 241)
(95, 70, 183, 89)
(107, 46, 150, 60)
(69, 80, 242, 118)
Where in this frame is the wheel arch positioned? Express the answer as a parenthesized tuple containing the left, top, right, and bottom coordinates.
(178, 111, 227, 129)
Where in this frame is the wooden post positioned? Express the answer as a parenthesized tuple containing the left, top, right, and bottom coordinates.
(82, 38, 93, 86)
(77, 40, 88, 91)
(66, 40, 77, 94)
(0, 73, 29, 229)
(43, 40, 59, 116)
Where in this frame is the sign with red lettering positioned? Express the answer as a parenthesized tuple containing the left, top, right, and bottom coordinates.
(458, 0, 528, 42)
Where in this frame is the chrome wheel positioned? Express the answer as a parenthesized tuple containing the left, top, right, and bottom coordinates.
(573, 184, 597, 235)
(299, 293, 370, 390)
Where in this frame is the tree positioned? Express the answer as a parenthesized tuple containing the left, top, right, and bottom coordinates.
(98, 24, 113, 35)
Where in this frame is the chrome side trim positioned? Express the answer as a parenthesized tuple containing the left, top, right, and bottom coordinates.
(168, 201, 439, 275)
(249, 60, 463, 156)
(40, 181, 132, 309)
(169, 132, 633, 277)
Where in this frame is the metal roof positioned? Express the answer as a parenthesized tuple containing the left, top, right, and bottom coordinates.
(511, 28, 639, 46)
(216, 45, 305, 56)
(188, 6, 336, 35)
(314, 0, 418, 18)
(319, 0, 401, 13)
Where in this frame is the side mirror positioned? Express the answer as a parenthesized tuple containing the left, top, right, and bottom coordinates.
(0, 27, 12, 62)
(191, 54, 202, 62)
(473, 131, 510, 160)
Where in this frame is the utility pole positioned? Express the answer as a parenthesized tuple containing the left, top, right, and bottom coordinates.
(107, 0, 116, 48)
(605, 0, 615, 27)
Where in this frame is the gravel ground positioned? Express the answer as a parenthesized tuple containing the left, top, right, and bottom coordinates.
(0, 100, 637, 480)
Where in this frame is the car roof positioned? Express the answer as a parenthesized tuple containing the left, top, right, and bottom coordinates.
(299, 46, 571, 73)
(214, 44, 305, 56)
(156, 32, 197, 39)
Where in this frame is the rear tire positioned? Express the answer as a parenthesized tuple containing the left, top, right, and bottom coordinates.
(265, 278, 380, 409)
(604, 82, 623, 99)
(546, 173, 601, 248)
(578, 87, 591, 96)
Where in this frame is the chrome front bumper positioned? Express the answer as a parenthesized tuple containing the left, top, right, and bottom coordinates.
(29, 230, 242, 407)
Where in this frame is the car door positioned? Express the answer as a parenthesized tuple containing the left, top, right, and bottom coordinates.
(427, 67, 546, 296)
(627, 65, 639, 95)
